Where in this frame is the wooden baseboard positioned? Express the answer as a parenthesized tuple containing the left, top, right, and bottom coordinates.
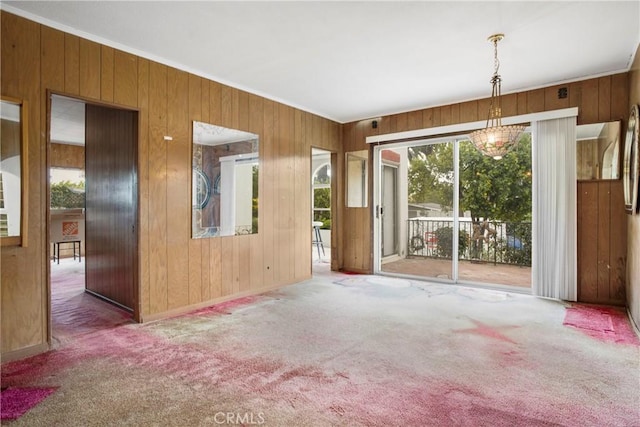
(1, 342, 49, 364)
(141, 280, 306, 323)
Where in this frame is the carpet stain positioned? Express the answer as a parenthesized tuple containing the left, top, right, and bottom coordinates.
(3, 272, 639, 426)
(454, 318, 520, 344)
(0, 387, 58, 421)
(563, 304, 640, 346)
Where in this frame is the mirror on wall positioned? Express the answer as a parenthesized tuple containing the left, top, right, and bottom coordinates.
(346, 150, 368, 207)
(1, 97, 28, 246)
(576, 120, 621, 180)
(192, 121, 259, 238)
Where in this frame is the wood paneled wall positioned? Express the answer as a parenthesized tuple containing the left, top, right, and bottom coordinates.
(50, 143, 84, 169)
(577, 181, 627, 305)
(341, 73, 630, 301)
(0, 11, 340, 358)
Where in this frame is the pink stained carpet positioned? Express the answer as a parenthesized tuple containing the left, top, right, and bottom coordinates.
(563, 304, 640, 346)
(1, 271, 639, 426)
(0, 387, 57, 421)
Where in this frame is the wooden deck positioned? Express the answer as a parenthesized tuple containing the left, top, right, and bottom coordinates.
(381, 257, 531, 288)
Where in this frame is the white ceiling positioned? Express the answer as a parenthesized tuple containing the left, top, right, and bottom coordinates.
(4, 1, 639, 123)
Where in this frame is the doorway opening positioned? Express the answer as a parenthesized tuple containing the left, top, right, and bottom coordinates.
(48, 94, 137, 346)
(374, 134, 532, 290)
(311, 148, 333, 274)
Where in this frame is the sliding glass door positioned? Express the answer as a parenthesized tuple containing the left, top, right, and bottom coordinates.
(374, 134, 532, 288)
(457, 136, 532, 288)
(377, 140, 456, 281)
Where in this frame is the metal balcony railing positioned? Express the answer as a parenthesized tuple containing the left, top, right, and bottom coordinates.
(407, 218, 531, 267)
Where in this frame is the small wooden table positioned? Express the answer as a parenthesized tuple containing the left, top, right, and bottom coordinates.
(52, 240, 81, 264)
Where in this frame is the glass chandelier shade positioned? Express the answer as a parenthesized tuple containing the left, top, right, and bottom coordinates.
(469, 34, 524, 160)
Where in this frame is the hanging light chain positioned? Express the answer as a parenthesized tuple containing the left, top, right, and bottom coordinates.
(488, 34, 504, 126)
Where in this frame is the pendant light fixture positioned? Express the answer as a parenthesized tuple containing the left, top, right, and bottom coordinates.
(469, 33, 524, 160)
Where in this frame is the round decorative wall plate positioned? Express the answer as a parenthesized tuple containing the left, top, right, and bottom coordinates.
(623, 104, 639, 214)
(193, 167, 211, 210)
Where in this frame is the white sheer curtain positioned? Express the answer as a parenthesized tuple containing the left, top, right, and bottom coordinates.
(532, 116, 577, 301)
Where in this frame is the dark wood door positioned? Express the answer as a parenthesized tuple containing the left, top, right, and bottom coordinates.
(85, 104, 137, 311)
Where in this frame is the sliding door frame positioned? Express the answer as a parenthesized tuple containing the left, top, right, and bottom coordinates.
(373, 135, 461, 282)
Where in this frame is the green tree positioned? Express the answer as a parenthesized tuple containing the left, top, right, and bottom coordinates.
(313, 187, 331, 228)
(407, 134, 532, 222)
(459, 134, 532, 223)
(408, 142, 454, 212)
(50, 180, 85, 208)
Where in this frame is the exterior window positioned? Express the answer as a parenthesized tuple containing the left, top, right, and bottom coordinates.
(313, 164, 331, 228)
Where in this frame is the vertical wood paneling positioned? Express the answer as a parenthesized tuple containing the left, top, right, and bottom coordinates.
(581, 78, 599, 124)
(598, 76, 611, 122)
(137, 58, 151, 317)
(248, 94, 264, 289)
(114, 50, 138, 108)
(276, 103, 292, 282)
(1, 12, 43, 355)
(526, 89, 544, 113)
(231, 88, 240, 129)
(238, 235, 251, 292)
(41, 27, 65, 92)
(516, 92, 528, 115)
(501, 93, 518, 118)
(237, 90, 249, 131)
(78, 39, 101, 99)
(381, 114, 395, 135)
(208, 81, 223, 298)
(577, 180, 627, 306)
(609, 181, 627, 303)
(210, 236, 222, 299)
(148, 61, 168, 314)
(200, 235, 210, 301)
(440, 105, 452, 126)
(50, 143, 84, 168)
(64, 34, 80, 95)
(407, 110, 423, 130)
(219, 85, 235, 295)
(423, 107, 440, 128)
(577, 182, 598, 302)
(459, 100, 478, 123)
(221, 237, 234, 296)
(188, 75, 203, 305)
(294, 109, 309, 280)
(610, 73, 629, 121)
(544, 84, 569, 111)
(596, 181, 611, 300)
(201, 78, 210, 124)
(220, 85, 232, 128)
(100, 45, 114, 102)
(395, 113, 408, 132)
(166, 69, 189, 310)
(262, 100, 275, 286)
(249, 234, 263, 290)
(569, 81, 582, 113)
